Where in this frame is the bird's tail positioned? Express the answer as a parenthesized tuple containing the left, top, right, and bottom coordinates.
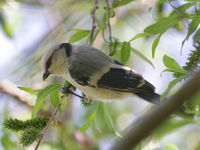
(135, 92, 161, 105)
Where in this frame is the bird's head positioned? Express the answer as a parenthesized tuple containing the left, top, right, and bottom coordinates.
(41, 43, 72, 81)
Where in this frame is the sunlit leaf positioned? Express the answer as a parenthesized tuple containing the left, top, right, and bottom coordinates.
(182, 14, 200, 49)
(144, 15, 182, 34)
(129, 32, 150, 42)
(80, 110, 96, 132)
(163, 55, 187, 74)
(154, 119, 194, 138)
(104, 104, 115, 132)
(152, 33, 163, 58)
(112, 0, 134, 8)
(161, 78, 182, 100)
(94, 102, 105, 132)
(131, 47, 154, 68)
(50, 89, 60, 108)
(120, 42, 131, 64)
(69, 29, 90, 43)
(32, 83, 61, 118)
(18, 87, 41, 94)
(165, 144, 179, 150)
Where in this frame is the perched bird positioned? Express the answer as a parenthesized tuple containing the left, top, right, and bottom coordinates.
(42, 43, 160, 105)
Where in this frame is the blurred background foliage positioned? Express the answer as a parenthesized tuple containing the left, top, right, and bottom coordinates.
(0, 0, 200, 150)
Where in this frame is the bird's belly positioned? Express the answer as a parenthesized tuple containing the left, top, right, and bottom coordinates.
(64, 73, 131, 100)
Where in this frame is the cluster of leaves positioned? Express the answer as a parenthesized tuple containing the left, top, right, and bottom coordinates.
(18, 83, 62, 118)
(3, 117, 49, 146)
(80, 102, 116, 134)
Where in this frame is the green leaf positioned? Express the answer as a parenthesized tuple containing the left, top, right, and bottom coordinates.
(50, 89, 60, 108)
(94, 102, 105, 132)
(131, 47, 154, 68)
(104, 104, 115, 132)
(182, 14, 200, 49)
(18, 87, 41, 94)
(154, 119, 194, 138)
(32, 83, 61, 118)
(163, 55, 187, 74)
(186, 14, 200, 40)
(152, 33, 163, 58)
(161, 78, 182, 100)
(144, 15, 183, 34)
(80, 110, 96, 132)
(0, 12, 13, 38)
(129, 32, 150, 42)
(109, 40, 120, 56)
(145, 3, 192, 34)
(120, 42, 131, 64)
(112, 0, 134, 8)
(79, 122, 90, 132)
(170, 3, 192, 17)
(1, 133, 16, 149)
(69, 29, 90, 43)
(165, 144, 179, 150)
(102, 13, 107, 28)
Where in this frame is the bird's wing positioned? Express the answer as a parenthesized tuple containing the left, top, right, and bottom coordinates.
(67, 45, 155, 93)
(68, 46, 114, 87)
(97, 66, 155, 93)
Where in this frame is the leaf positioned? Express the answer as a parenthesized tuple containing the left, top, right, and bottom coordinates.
(170, 3, 192, 17)
(152, 33, 163, 58)
(18, 87, 41, 94)
(104, 104, 115, 132)
(182, 14, 200, 49)
(50, 89, 60, 108)
(0, 12, 13, 38)
(80, 110, 96, 132)
(154, 119, 194, 138)
(144, 15, 183, 34)
(163, 55, 187, 74)
(69, 29, 90, 43)
(32, 83, 61, 118)
(186, 14, 200, 40)
(102, 13, 107, 28)
(112, 0, 134, 8)
(94, 102, 105, 132)
(165, 144, 179, 150)
(129, 32, 150, 42)
(161, 78, 182, 100)
(131, 47, 154, 68)
(120, 42, 131, 64)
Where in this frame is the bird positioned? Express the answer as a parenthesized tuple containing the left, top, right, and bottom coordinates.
(41, 43, 160, 105)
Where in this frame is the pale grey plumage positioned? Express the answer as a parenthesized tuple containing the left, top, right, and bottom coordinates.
(41, 43, 160, 105)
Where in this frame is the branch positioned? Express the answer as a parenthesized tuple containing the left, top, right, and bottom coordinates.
(35, 103, 61, 150)
(88, 0, 99, 46)
(0, 80, 34, 109)
(105, 0, 113, 53)
(110, 70, 200, 150)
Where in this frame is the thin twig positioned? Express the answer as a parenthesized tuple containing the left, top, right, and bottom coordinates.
(105, 0, 113, 53)
(62, 87, 87, 100)
(35, 103, 61, 150)
(110, 70, 200, 150)
(88, 0, 99, 46)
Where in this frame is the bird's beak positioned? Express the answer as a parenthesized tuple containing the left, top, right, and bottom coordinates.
(43, 71, 50, 81)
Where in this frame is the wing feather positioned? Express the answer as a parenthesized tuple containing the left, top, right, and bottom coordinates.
(97, 67, 155, 93)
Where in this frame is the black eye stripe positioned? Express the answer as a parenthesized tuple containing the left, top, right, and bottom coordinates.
(45, 48, 58, 72)
(45, 43, 71, 71)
